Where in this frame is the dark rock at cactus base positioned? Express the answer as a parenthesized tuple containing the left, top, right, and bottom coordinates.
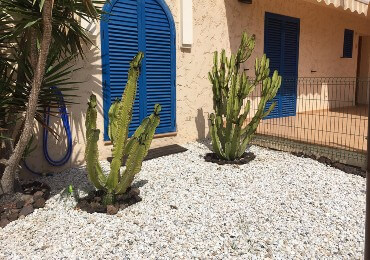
(204, 152, 256, 165)
(33, 191, 44, 200)
(133, 195, 142, 203)
(7, 212, 19, 222)
(76, 200, 91, 213)
(77, 187, 142, 215)
(21, 194, 34, 205)
(107, 205, 119, 215)
(34, 198, 46, 209)
(21, 181, 51, 200)
(116, 187, 139, 202)
(0, 218, 10, 228)
(4, 201, 16, 209)
(128, 187, 140, 197)
(19, 205, 34, 217)
(116, 193, 129, 201)
(91, 202, 106, 213)
(0, 181, 50, 228)
(15, 200, 25, 209)
(119, 204, 128, 210)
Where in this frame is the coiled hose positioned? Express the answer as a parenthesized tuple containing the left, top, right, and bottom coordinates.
(23, 87, 72, 175)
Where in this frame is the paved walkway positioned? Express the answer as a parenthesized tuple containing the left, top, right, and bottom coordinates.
(256, 105, 368, 153)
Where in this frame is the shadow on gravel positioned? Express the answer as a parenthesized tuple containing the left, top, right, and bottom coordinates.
(38, 167, 94, 197)
(132, 179, 148, 188)
(204, 152, 256, 165)
(196, 138, 213, 151)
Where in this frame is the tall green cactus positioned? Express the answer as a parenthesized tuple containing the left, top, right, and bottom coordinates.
(208, 32, 282, 161)
(85, 52, 161, 205)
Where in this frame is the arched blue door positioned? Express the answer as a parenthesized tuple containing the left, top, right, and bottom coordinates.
(101, 0, 176, 140)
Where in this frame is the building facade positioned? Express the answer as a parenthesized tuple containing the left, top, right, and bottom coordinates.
(27, 0, 370, 172)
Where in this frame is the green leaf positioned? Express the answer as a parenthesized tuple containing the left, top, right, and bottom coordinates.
(23, 19, 40, 29)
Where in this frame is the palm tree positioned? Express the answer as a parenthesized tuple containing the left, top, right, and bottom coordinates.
(0, 0, 104, 194)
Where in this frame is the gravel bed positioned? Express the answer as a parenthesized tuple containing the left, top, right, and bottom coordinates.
(0, 142, 366, 259)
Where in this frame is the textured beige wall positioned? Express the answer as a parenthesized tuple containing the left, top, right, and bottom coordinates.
(25, 0, 370, 173)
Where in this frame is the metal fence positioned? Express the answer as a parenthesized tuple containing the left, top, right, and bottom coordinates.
(247, 77, 370, 168)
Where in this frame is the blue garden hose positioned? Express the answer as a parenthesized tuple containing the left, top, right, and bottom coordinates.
(23, 87, 72, 175)
(43, 87, 73, 166)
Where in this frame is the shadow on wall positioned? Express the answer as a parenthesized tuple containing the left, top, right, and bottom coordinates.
(23, 33, 103, 176)
(195, 108, 211, 141)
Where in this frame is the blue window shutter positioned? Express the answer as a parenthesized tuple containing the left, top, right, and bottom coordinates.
(143, 0, 176, 134)
(343, 29, 354, 58)
(264, 12, 299, 119)
(281, 20, 299, 117)
(101, 0, 176, 140)
(102, 0, 140, 140)
(264, 15, 283, 119)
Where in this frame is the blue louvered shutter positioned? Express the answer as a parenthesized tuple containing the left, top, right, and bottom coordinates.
(343, 29, 354, 58)
(264, 12, 299, 119)
(264, 15, 283, 119)
(281, 20, 299, 117)
(143, 0, 175, 134)
(102, 0, 176, 140)
(102, 0, 140, 140)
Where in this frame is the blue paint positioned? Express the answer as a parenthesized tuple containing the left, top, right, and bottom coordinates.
(264, 12, 300, 119)
(101, 0, 176, 140)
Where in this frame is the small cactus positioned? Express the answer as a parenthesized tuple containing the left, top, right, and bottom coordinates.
(208, 32, 282, 161)
(85, 52, 161, 205)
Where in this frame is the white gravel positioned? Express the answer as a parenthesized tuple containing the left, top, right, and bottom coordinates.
(0, 142, 366, 259)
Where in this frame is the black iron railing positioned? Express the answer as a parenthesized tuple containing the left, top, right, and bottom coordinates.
(247, 77, 370, 167)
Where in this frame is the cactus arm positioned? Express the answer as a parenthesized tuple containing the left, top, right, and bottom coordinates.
(238, 133, 254, 158)
(95, 162, 106, 187)
(106, 52, 144, 193)
(85, 94, 106, 190)
(238, 73, 281, 157)
(237, 56, 281, 157)
(242, 74, 281, 139)
(85, 129, 106, 190)
(115, 105, 161, 194)
(238, 101, 268, 157)
(115, 141, 142, 195)
(209, 113, 226, 159)
(85, 94, 98, 145)
(263, 101, 277, 118)
(124, 117, 150, 156)
(229, 100, 251, 159)
(108, 100, 120, 143)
